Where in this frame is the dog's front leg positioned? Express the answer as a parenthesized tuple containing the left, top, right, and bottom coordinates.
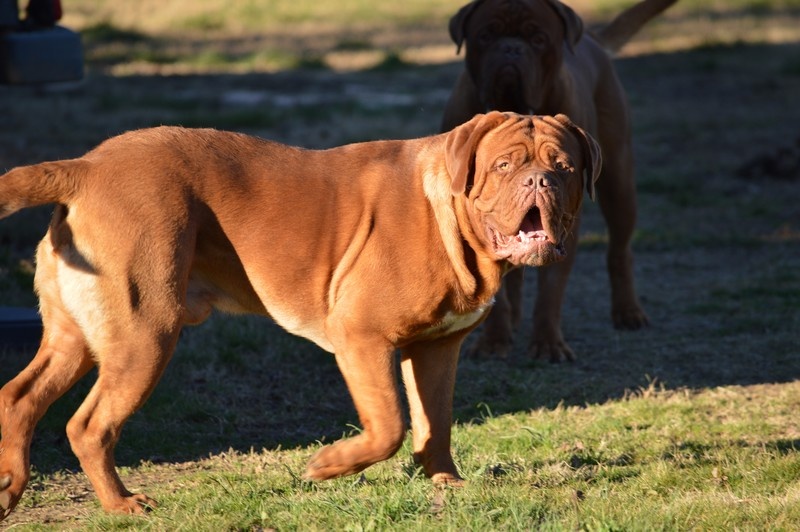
(400, 333, 466, 485)
(304, 335, 405, 481)
(529, 223, 581, 363)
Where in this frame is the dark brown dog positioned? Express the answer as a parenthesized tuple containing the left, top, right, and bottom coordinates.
(442, 0, 676, 361)
(0, 112, 600, 519)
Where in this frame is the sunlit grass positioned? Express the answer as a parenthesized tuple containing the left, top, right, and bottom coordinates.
(61, 382, 800, 530)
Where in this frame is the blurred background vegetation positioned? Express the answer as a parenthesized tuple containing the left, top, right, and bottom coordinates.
(57, 0, 800, 74)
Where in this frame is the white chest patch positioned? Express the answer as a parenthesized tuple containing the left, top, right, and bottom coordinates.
(421, 298, 495, 339)
(56, 247, 109, 352)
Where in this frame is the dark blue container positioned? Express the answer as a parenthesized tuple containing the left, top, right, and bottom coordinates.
(0, 25, 83, 84)
(0, 307, 42, 346)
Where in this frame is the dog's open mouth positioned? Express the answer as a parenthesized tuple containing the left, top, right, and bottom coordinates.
(488, 206, 566, 267)
(518, 206, 547, 241)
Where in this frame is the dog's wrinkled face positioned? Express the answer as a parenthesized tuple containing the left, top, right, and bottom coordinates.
(449, 0, 583, 113)
(446, 112, 600, 268)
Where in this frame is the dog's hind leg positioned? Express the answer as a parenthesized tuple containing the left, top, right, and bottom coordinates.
(0, 320, 94, 520)
(0, 252, 94, 521)
(65, 350, 167, 514)
(596, 151, 648, 330)
(594, 90, 649, 331)
(64, 318, 182, 515)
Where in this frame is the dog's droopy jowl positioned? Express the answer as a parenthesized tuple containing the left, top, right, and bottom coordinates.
(0, 112, 599, 519)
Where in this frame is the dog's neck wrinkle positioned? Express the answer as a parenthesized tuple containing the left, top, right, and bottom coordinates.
(454, 199, 504, 306)
(420, 140, 504, 311)
(422, 153, 483, 306)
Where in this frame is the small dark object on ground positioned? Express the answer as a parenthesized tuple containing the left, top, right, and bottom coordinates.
(737, 137, 800, 181)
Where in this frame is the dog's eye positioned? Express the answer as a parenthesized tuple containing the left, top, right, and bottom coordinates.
(497, 161, 511, 172)
(530, 32, 548, 47)
(554, 160, 571, 173)
(478, 29, 495, 45)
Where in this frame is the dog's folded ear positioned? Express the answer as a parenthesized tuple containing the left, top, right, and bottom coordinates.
(553, 114, 602, 200)
(545, 0, 584, 53)
(445, 111, 508, 195)
(448, 0, 488, 54)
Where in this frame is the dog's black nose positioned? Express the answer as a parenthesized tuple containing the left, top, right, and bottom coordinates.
(500, 40, 524, 59)
(537, 173, 553, 189)
(524, 172, 551, 189)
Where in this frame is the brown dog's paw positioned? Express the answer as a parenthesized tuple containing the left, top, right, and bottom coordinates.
(103, 493, 157, 516)
(527, 338, 576, 363)
(612, 306, 650, 330)
(303, 450, 336, 482)
(0, 474, 18, 521)
(431, 472, 465, 487)
(303, 442, 365, 482)
(413, 451, 462, 485)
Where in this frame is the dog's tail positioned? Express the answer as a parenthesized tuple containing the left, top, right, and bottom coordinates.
(593, 0, 677, 55)
(0, 159, 89, 219)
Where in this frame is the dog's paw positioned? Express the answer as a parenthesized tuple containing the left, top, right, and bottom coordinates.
(305, 432, 405, 482)
(304, 442, 364, 482)
(527, 338, 576, 363)
(0, 473, 18, 521)
(303, 450, 335, 481)
(612, 306, 649, 330)
(431, 472, 465, 487)
(103, 493, 157, 515)
(413, 451, 462, 485)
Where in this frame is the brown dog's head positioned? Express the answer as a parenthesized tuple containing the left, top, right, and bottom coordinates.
(446, 111, 600, 268)
(449, 0, 583, 114)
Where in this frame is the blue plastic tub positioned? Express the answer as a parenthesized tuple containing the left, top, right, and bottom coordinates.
(0, 306, 42, 347)
(0, 25, 83, 84)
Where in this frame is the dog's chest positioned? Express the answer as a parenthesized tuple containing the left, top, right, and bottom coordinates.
(421, 299, 494, 338)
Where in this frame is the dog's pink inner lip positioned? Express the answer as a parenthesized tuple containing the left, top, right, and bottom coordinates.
(515, 207, 550, 243)
(520, 207, 543, 234)
(488, 207, 561, 261)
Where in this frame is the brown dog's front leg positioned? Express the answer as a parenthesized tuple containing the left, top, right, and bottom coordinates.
(529, 225, 581, 363)
(304, 338, 405, 481)
(400, 334, 465, 485)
